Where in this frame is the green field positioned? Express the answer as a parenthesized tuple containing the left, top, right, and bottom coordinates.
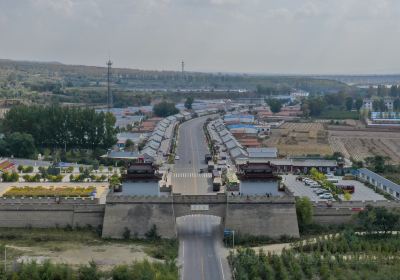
(317, 109, 360, 120)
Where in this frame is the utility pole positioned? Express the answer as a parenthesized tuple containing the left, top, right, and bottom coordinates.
(107, 59, 113, 111)
(4, 245, 6, 273)
(181, 60, 185, 81)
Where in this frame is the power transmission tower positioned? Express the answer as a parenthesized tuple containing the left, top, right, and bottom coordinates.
(181, 60, 185, 81)
(107, 59, 113, 110)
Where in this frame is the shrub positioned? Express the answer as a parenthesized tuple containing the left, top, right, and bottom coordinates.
(145, 225, 160, 240)
(2, 172, 19, 182)
(123, 227, 131, 240)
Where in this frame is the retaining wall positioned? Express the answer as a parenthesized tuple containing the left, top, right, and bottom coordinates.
(0, 198, 105, 228)
(312, 200, 400, 225)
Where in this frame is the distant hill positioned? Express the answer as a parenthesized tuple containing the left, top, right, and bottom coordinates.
(0, 59, 351, 94)
(313, 74, 400, 87)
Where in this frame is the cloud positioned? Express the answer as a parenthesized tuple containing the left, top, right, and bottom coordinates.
(1, 0, 400, 74)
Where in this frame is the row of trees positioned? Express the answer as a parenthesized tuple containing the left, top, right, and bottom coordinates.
(367, 84, 400, 98)
(0, 132, 36, 158)
(230, 206, 400, 280)
(230, 235, 400, 280)
(301, 93, 364, 117)
(2, 105, 117, 151)
(372, 98, 400, 111)
(0, 259, 178, 280)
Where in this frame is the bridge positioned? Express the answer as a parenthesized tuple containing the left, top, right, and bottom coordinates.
(101, 193, 300, 239)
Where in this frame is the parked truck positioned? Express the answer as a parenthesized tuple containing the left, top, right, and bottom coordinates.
(212, 177, 222, 191)
(205, 154, 212, 164)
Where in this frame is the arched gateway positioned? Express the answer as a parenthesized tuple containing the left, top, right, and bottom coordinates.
(102, 193, 300, 239)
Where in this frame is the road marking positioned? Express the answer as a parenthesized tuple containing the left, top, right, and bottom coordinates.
(188, 125, 199, 195)
(201, 256, 205, 280)
(219, 257, 226, 280)
(172, 173, 212, 178)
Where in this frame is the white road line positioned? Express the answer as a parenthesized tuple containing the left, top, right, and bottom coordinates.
(219, 257, 225, 280)
(173, 172, 212, 178)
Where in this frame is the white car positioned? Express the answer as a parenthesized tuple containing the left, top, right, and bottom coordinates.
(319, 193, 333, 199)
(175, 155, 180, 160)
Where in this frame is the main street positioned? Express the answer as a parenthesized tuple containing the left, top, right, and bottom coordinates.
(172, 116, 213, 195)
(178, 215, 230, 280)
(173, 116, 231, 280)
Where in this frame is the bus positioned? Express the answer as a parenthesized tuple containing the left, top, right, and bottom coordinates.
(225, 171, 240, 192)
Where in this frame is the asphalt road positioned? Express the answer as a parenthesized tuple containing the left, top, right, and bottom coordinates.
(177, 215, 231, 280)
(173, 116, 231, 280)
(172, 116, 213, 195)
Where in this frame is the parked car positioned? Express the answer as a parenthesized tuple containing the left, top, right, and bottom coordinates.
(175, 155, 180, 160)
(319, 193, 333, 199)
(314, 189, 328, 195)
(305, 180, 316, 186)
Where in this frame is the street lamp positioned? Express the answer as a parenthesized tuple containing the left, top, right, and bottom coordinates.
(232, 230, 235, 249)
(4, 245, 7, 273)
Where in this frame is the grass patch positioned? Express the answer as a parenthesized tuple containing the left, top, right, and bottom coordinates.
(143, 239, 178, 260)
(0, 227, 102, 246)
(223, 234, 298, 247)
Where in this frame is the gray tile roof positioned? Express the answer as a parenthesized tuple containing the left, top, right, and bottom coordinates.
(230, 147, 248, 159)
(248, 147, 278, 158)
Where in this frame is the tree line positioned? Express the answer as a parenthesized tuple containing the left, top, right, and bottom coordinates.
(1, 105, 117, 157)
(230, 206, 400, 280)
(0, 259, 178, 280)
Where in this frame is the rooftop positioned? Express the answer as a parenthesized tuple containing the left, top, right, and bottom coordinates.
(359, 168, 400, 194)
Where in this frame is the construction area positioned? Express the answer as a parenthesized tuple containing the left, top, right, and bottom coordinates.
(264, 122, 332, 156)
(264, 121, 400, 162)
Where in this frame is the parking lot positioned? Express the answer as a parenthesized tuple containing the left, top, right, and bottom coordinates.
(283, 174, 386, 202)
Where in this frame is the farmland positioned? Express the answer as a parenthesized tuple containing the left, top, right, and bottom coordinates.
(329, 131, 400, 163)
(266, 122, 400, 162)
(265, 122, 332, 156)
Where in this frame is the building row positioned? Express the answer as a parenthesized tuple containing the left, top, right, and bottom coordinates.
(357, 168, 400, 200)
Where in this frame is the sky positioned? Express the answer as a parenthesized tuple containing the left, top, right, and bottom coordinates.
(1, 0, 400, 74)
